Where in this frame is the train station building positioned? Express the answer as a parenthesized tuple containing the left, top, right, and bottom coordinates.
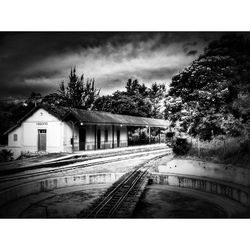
(4, 105, 170, 158)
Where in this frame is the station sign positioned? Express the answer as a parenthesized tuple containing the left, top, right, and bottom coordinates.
(36, 122, 48, 126)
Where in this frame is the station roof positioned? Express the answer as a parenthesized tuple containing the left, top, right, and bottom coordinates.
(4, 104, 169, 134)
(66, 108, 169, 127)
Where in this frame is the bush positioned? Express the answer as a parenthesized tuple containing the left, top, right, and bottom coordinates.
(187, 136, 250, 166)
(173, 137, 191, 155)
(166, 132, 175, 138)
(240, 140, 250, 154)
(0, 149, 13, 162)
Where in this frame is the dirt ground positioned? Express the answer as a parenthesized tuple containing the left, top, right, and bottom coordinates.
(0, 153, 172, 218)
(19, 184, 110, 218)
(133, 185, 229, 218)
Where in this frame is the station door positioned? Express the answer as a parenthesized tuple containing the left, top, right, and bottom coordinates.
(38, 129, 47, 151)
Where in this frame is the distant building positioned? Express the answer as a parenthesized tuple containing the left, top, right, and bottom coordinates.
(4, 105, 169, 158)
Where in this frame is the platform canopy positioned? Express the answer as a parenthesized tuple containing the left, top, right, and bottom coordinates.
(4, 104, 170, 135)
(64, 108, 170, 127)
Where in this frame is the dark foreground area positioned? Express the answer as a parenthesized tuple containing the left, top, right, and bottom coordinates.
(133, 186, 229, 218)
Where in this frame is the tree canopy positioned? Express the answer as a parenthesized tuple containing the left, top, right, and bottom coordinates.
(93, 79, 166, 118)
(165, 34, 250, 140)
(43, 68, 100, 110)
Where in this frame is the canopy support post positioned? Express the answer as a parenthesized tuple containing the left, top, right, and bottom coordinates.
(158, 127, 161, 144)
(148, 126, 151, 144)
(69, 121, 77, 152)
(94, 125, 97, 150)
(112, 125, 115, 148)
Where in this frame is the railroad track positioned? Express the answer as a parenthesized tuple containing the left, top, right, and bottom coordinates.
(0, 148, 172, 186)
(83, 164, 152, 218)
(0, 146, 169, 176)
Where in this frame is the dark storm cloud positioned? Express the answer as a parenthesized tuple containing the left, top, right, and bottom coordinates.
(186, 50, 198, 56)
(97, 66, 186, 95)
(0, 32, 224, 100)
(184, 41, 198, 47)
(132, 67, 180, 82)
(0, 81, 55, 98)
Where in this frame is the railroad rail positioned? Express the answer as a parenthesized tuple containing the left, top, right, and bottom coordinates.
(0, 145, 170, 176)
(83, 164, 152, 218)
(0, 148, 172, 187)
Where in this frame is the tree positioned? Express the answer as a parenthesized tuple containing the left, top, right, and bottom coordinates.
(93, 95, 114, 112)
(25, 92, 42, 107)
(94, 90, 150, 117)
(94, 78, 166, 118)
(165, 34, 250, 140)
(0, 97, 35, 144)
(93, 79, 152, 116)
(125, 78, 149, 97)
(149, 83, 166, 119)
(43, 67, 100, 109)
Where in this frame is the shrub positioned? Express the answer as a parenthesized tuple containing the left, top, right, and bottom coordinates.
(187, 136, 250, 166)
(173, 137, 191, 155)
(166, 131, 175, 138)
(0, 149, 13, 162)
(240, 140, 250, 154)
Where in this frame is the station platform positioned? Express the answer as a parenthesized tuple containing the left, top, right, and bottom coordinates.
(44, 143, 167, 163)
(0, 143, 168, 174)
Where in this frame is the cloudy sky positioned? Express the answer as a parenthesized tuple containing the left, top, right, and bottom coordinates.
(0, 32, 223, 100)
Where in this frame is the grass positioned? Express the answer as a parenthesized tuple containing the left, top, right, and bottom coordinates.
(186, 136, 250, 167)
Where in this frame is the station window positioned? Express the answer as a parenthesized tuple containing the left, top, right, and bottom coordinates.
(13, 134, 18, 141)
(39, 129, 46, 134)
(104, 129, 108, 142)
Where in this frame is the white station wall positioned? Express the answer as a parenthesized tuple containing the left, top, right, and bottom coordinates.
(8, 127, 22, 159)
(7, 108, 129, 158)
(23, 108, 63, 153)
(8, 108, 64, 157)
(63, 122, 79, 152)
